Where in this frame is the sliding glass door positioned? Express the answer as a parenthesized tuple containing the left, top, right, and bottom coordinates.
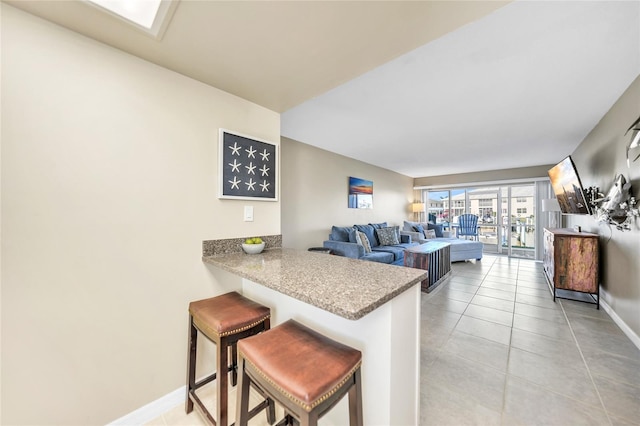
(424, 183, 537, 259)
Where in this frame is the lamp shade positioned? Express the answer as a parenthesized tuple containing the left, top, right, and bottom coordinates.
(412, 202, 426, 213)
(542, 198, 561, 212)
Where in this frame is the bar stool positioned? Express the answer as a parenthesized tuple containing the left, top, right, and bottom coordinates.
(186, 291, 275, 426)
(236, 319, 363, 426)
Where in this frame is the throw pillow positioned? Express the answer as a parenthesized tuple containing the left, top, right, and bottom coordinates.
(376, 227, 400, 246)
(348, 228, 359, 243)
(427, 223, 444, 238)
(357, 231, 372, 253)
(354, 224, 378, 247)
(390, 225, 401, 241)
(424, 229, 437, 239)
(413, 224, 425, 234)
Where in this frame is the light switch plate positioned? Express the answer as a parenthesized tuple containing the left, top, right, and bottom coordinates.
(244, 205, 254, 222)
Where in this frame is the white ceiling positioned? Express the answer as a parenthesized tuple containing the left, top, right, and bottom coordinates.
(282, 1, 640, 178)
(7, 0, 640, 179)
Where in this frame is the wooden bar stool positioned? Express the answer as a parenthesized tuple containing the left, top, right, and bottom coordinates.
(186, 291, 275, 426)
(236, 319, 363, 426)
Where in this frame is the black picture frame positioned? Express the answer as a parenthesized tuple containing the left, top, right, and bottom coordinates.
(218, 129, 278, 201)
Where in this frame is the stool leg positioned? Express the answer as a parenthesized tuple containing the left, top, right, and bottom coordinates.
(185, 315, 197, 414)
(217, 336, 229, 426)
(266, 396, 276, 425)
(231, 343, 238, 386)
(348, 368, 363, 426)
(235, 356, 251, 426)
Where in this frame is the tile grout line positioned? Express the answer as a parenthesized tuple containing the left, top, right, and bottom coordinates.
(559, 300, 614, 426)
(499, 258, 519, 425)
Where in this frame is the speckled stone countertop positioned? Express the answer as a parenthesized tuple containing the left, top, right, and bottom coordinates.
(202, 248, 427, 320)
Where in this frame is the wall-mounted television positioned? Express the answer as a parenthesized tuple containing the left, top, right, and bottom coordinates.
(548, 156, 591, 215)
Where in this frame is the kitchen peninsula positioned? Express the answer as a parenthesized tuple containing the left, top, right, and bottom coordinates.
(203, 248, 427, 425)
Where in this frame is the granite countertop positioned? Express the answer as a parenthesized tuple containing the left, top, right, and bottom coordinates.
(202, 248, 427, 320)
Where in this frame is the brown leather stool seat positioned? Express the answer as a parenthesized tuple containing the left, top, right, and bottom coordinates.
(186, 291, 274, 426)
(236, 319, 363, 426)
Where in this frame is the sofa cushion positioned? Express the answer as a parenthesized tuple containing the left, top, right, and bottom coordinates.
(356, 231, 372, 253)
(369, 222, 388, 230)
(376, 227, 400, 246)
(354, 224, 378, 247)
(330, 226, 354, 242)
(372, 244, 411, 261)
(362, 251, 394, 264)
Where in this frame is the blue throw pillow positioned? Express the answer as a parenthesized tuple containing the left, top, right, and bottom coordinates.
(427, 223, 444, 238)
(413, 224, 425, 234)
(330, 226, 353, 242)
(354, 224, 378, 247)
(348, 228, 359, 243)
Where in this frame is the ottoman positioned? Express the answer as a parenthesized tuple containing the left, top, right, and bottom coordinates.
(440, 238, 483, 262)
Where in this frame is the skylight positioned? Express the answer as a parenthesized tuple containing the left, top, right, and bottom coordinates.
(88, 0, 162, 29)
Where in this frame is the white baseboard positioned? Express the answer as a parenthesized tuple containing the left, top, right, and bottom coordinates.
(600, 298, 640, 351)
(108, 386, 184, 425)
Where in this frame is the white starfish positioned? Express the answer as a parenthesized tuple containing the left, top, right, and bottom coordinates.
(259, 165, 270, 176)
(260, 180, 270, 192)
(245, 146, 256, 158)
(229, 176, 241, 189)
(229, 159, 241, 172)
(245, 178, 256, 191)
(245, 162, 256, 175)
(260, 149, 270, 161)
(229, 142, 241, 156)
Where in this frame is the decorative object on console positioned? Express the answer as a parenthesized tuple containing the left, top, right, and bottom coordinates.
(587, 174, 639, 231)
(625, 114, 640, 167)
(348, 177, 373, 209)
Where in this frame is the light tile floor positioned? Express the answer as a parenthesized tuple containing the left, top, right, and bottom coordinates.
(150, 255, 640, 425)
(421, 255, 640, 426)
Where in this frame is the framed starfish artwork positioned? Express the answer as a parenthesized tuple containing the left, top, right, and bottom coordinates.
(219, 129, 278, 201)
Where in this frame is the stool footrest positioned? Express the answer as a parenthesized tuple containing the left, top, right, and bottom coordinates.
(194, 372, 217, 390)
(193, 363, 237, 391)
(189, 385, 274, 426)
(188, 391, 216, 425)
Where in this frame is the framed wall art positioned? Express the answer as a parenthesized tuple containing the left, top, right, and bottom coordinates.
(348, 176, 373, 209)
(218, 129, 278, 201)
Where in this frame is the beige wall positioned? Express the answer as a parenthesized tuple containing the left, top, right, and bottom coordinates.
(281, 137, 415, 250)
(414, 165, 553, 187)
(565, 75, 640, 340)
(1, 5, 279, 425)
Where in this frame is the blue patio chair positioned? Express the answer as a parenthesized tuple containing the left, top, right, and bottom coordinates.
(457, 214, 479, 240)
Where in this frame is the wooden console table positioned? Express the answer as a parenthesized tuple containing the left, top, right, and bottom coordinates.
(404, 241, 451, 292)
(543, 228, 599, 308)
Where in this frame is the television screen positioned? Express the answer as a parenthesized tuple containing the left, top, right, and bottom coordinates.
(548, 156, 591, 215)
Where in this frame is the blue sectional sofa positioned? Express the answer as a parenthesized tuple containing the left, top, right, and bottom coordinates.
(401, 220, 483, 262)
(322, 222, 418, 266)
